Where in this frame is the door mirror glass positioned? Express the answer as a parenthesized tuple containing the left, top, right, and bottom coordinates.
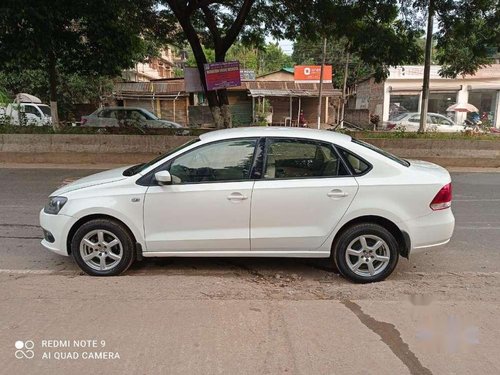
(155, 170, 172, 185)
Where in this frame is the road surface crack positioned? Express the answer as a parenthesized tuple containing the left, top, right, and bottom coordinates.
(341, 300, 432, 375)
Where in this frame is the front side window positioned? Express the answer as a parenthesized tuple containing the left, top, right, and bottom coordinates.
(169, 139, 257, 183)
(264, 139, 349, 179)
(23, 105, 41, 118)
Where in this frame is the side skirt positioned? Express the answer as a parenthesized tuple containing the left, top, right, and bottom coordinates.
(142, 251, 330, 258)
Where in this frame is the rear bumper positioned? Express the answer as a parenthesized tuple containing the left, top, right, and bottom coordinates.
(39, 209, 75, 256)
(404, 209, 455, 253)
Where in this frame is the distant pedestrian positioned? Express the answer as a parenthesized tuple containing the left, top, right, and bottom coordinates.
(299, 110, 307, 127)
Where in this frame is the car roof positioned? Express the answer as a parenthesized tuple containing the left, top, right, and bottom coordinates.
(199, 127, 352, 144)
(403, 112, 449, 117)
(98, 107, 150, 111)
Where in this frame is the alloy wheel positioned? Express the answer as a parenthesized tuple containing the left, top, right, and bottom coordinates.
(79, 229, 123, 271)
(344, 234, 391, 277)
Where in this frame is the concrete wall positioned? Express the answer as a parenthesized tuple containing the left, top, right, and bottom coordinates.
(0, 134, 499, 167)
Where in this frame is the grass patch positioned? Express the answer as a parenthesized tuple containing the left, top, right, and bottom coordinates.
(0, 124, 212, 136)
(343, 130, 500, 141)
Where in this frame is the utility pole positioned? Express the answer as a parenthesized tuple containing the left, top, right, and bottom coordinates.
(317, 37, 327, 129)
(340, 50, 350, 128)
(419, 0, 434, 133)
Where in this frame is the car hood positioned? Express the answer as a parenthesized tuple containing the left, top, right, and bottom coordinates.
(51, 166, 131, 196)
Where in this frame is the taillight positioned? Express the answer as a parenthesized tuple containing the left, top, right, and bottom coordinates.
(386, 123, 396, 130)
(81, 117, 87, 125)
(430, 183, 452, 210)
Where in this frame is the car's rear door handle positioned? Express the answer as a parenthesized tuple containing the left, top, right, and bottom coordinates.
(227, 192, 248, 201)
(327, 189, 348, 198)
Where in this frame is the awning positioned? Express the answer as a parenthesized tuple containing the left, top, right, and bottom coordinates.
(248, 88, 338, 97)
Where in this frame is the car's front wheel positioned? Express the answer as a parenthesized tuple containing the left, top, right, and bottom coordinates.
(71, 219, 135, 276)
(333, 223, 399, 283)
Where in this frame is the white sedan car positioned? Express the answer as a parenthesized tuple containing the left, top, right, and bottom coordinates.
(40, 127, 455, 283)
(385, 112, 466, 132)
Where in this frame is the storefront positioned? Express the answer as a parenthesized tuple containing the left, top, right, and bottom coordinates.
(354, 65, 500, 128)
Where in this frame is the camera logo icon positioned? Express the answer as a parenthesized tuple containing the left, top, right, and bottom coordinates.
(15, 340, 35, 359)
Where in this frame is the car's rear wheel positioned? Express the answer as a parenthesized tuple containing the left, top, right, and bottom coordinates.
(71, 219, 135, 276)
(333, 223, 399, 283)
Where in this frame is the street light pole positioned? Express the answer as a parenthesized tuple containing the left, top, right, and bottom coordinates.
(340, 50, 350, 129)
(317, 37, 327, 129)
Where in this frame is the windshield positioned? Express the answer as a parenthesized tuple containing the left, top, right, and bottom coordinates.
(352, 139, 410, 167)
(141, 109, 158, 120)
(389, 113, 408, 121)
(39, 105, 51, 117)
(123, 138, 200, 176)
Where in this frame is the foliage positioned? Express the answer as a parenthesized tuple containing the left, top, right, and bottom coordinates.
(401, 0, 500, 78)
(280, 1, 423, 82)
(0, 0, 163, 127)
(292, 37, 373, 89)
(0, 70, 114, 120)
(183, 41, 293, 75)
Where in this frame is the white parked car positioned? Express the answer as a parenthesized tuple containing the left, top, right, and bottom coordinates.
(40, 127, 455, 283)
(384, 112, 466, 132)
(0, 102, 52, 126)
(81, 107, 184, 129)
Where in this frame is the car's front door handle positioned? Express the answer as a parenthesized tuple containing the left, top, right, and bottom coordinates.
(327, 189, 348, 198)
(227, 192, 248, 201)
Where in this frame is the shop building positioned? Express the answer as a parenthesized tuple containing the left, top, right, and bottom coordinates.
(352, 65, 500, 128)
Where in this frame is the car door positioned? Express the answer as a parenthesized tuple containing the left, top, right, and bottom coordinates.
(96, 109, 119, 127)
(22, 104, 43, 126)
(143, 138, 258, 252)
(250, 138, 358, 252)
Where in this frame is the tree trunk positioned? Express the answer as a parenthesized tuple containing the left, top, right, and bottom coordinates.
(48, 51, 61, 131)
(217, 89, 232, 128)
(419, 0, 434, 133)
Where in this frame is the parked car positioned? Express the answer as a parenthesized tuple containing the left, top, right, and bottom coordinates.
(0, 93, 52, 126)
(81, 107, 184, 129)
(383, 112, 466, 132)
(40, 127, 454, 283)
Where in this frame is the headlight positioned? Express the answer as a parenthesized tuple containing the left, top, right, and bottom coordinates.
(44, 196, 68, 215)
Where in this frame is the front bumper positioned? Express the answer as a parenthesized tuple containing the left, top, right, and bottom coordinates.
(39, 209, 76, 256)
(404, 208, 455, 253)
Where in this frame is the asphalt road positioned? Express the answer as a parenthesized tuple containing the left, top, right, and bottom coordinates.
(1, 167, 499, 374)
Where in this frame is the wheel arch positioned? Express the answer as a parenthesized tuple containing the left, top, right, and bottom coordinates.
(66, 214, 139, 255)
(332, 215, 410, 258)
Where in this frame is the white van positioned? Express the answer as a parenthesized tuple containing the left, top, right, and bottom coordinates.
(0, 93, 52, 126)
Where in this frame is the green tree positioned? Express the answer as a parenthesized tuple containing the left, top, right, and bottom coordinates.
(0, 0, 161, 129)
(258, 43, 294, 74)
(400, 0, 499, 132)
(292, 37, 373, 89)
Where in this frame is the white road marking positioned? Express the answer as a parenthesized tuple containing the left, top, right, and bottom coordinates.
(0, 269, 77, 275)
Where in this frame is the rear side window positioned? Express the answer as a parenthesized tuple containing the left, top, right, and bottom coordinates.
(264, 139, 350, 179)
(337, 148, 371, 175)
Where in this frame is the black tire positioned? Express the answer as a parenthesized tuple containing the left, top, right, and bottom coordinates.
(333, 223, 399, 283)
(71, 219, 135, 276)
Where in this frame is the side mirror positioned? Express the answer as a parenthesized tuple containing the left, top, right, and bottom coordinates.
(154, 170, 172, 185)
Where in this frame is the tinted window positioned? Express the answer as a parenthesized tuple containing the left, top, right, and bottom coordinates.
(169, 139, 257, 183)
(39, 105, 51, 116)
(127, 110, 147, 121)
(338, 148, 371, 175)
(23, 105, 41, 117)
(264, 139, 349, 179)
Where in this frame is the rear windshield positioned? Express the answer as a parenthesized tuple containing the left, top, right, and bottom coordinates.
(352, 139, 410, 167)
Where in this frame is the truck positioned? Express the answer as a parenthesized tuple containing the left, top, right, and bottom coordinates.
(0, 93, 52, 126)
